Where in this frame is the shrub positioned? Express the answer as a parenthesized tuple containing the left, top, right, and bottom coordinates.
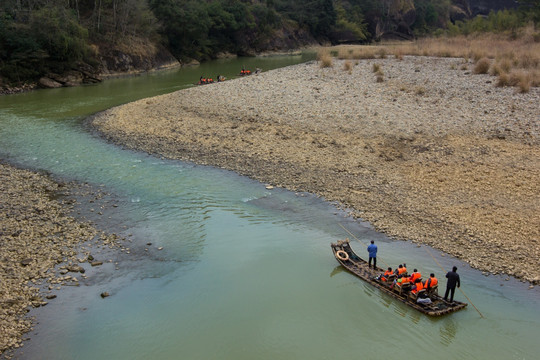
(490, 64, 502, 76)
(343, 61, 352, 72)
(497, 72, 510, 87)
(319, 54, 333, 68)
(372, 63, 381, 73)
(474, 57, 491, 74)
(318, 50, 333, 68)
(510, 71, 531, 92)
(499, 58, 512, 73)
(376, 74, 384, 82)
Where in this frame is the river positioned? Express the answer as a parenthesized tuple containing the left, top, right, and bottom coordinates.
(1, 54, 539, 360)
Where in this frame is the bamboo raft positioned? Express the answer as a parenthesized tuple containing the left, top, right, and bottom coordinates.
(331, 240, 467, 316)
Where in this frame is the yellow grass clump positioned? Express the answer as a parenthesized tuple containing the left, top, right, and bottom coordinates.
(474, 57, 491, 74)
(317, 49, 333, 68)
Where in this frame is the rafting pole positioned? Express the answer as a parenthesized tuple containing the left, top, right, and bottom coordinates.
(338, 223, 390, 268)
(423, 246, 485, 319)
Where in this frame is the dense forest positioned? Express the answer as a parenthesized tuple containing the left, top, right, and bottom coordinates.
(1, 0, 539, 85)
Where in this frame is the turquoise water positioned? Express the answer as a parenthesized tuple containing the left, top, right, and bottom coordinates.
(1, 55, 539, 360)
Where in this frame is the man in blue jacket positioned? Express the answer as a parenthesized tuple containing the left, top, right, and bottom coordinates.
(367, 240, 377, 269)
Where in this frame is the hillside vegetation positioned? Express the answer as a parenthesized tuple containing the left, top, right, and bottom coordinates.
(0, 0, 539, 86)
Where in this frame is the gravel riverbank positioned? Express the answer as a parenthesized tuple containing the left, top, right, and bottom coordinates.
(92, 56, 540, 284)
(0, 163, 122, 356)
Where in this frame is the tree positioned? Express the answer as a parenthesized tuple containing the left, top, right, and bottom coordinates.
(518, 0, 540, 24)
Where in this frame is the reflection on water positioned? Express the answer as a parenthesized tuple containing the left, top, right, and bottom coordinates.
(440, 318, 458, 346)
(329, 265, 344, 278)
(1, 55, 539, 360)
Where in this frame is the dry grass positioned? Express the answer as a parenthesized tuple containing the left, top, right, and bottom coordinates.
(319, 27, 540, 90)
(510, 70, 531, 93)
(497, 72, 511, 87)
(474, 57, 491, 74)
(372, 63, 381, 73)
(415, 86, 426, 95)
(343, 61, 353, 72)
(317, 49, 333, 68)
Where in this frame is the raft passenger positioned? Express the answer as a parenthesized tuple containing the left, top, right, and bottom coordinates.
(411, 278, 424, 294)
(409, 269, 421, 283)
(377, 267, 393, 282)
(424, 273, 438, 291)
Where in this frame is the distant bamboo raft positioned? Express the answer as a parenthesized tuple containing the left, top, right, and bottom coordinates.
(331, 240, 467, 317)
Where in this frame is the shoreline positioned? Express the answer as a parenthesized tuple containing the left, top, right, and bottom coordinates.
(91, 56, 540, 284)
(0, 162, 123, 357)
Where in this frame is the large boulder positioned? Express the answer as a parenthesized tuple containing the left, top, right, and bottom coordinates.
(38, 77, 63, 89)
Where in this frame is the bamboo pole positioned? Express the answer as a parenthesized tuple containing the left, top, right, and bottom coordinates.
(423, 246, 485, 318)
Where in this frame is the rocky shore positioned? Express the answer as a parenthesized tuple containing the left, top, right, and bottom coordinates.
(0, 163, 121, 356)
(92, 56, 539, 284)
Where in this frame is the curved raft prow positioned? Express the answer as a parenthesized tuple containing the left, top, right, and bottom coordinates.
(331, 240, 467, 316)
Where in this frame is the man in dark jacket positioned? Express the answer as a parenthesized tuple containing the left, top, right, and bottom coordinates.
(444, 266, 460, 302)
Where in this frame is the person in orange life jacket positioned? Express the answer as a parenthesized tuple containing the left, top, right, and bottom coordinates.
(409, 269, 421, 283)
(367, 240, 377, 269)
(394, 274, 410, 291)
(411, 278, 424, 294)
(394, 264, 407, 276)
(424, 273, 438, 291)
(377, 267, 393, 281)
(444, 266, 460, 302)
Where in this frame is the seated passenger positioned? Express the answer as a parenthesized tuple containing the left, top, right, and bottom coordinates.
(395, 274, 411, 291)
(424, 273, 438, 291)
(379, 267, 393, 282)
(409, 269, 421, 283)
(395, 264, 407, 276)
(401, 263, 408, 276)
(411, 278, 424, 294)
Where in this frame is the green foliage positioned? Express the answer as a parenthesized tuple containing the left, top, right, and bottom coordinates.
(412, 0, 444, 35)
(0, 15, 47, 81)
(275, 0, 336, 38)
(518, 0, 540, 24)
(30, 6, 89, 66)
(444, 9, 525, 36)
(334, 2, 369, 41)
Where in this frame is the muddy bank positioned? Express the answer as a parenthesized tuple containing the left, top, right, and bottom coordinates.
(91, 56, 540, 284)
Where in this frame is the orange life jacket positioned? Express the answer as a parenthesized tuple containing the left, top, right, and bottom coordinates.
(412, 281, 424, 293)
(426, 277, 438, 288)
(398, 267, 407, 275)
(409, 272, 421, 282)
(381, 270, 393, 281)
(400, 277, 410, 285)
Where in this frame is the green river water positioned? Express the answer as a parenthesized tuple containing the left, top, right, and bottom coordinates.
(1, 55, 539, 360)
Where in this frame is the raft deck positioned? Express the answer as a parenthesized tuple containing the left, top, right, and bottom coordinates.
(331, 240, 467, 316)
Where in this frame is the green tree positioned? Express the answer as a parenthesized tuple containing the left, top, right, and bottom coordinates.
(518, 0, 540, 24)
